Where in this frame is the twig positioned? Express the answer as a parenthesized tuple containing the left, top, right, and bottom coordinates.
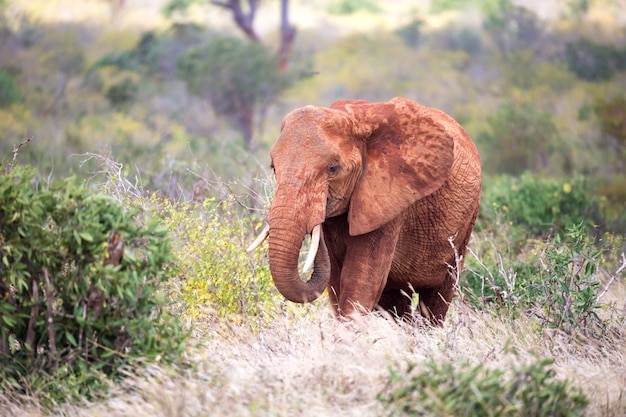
(446, 232, 462, 292)
(42, 267, 58, 367)
(25, 278, 39, 360)
(596, 252, 626, 304)
(11, 136, 34, 164)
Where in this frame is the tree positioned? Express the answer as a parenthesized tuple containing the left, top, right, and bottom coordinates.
(210, 0, 296, 71)
(164, 0, 301, 148)
(177, 36, 298, 149)
(483, 0, 541, 55)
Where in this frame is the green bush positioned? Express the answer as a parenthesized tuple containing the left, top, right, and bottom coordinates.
(378, 358, 588, 417)
(94, 32, 159, 72)
(0, 69, 21, 108)
(583, 93, 626, 176)
(105, 73, 139, 108)
(327, 0, 382, 15)
(395, 17, 423, 49)
(465, 222, 607, 336)
(479, 173, 600, 237)
(475, 102, 563, 176)
(144, 190, 277, 327)
(0, 164, 188, 405)
(565, 38, 626, 81)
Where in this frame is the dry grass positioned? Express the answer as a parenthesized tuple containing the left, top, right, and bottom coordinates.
(3, 294, 625, 417)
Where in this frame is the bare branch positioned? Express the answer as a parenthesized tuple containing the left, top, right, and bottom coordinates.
(26, 278, 39, 360)
(596, 252, 626, 304)
(278, 0, 296, 71)
(11, 136, 34, 164)
(43, 267, 58, 367)
(211, 0, 261, 42)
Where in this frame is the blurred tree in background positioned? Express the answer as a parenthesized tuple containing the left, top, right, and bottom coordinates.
(476, 101, 564, 176)
(162, 0, 304, 149)
(177, 35, 307, 149)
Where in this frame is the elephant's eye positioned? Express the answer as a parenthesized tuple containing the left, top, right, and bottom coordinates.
(328, 163, 340, 175)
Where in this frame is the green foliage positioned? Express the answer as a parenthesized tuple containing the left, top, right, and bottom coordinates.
(591, 93, 626, 145)
(475, 102, 563, 176)
(378, 358, 588, 417)
(394, 17, 423, 49)
(580, 93, 626, 174)
(0, 164, 188, 406)
(432, 26, 483, 54)
(0, 69, 21, 107)
(483, 0, 541, 54)
(146, 192, 277, 326)
(479, 173, 599, 237)
(327, 0, 382, 15)
(465, 222, 608, 336)
(94, 32, 159, 73)
(177, 35, 308, 146)
(104, 72, 139, 109)
(162, 0, 205, 18)
(565, 38, 626, 81)
(430, 0, 474, 13)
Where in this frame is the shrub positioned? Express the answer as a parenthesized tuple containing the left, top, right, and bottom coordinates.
(0, 164, 188, 406)
(395, 17, 423, 49)
(582, 93, 626, 176)
(465, 222, 609, 337)
(479, 173, 600, 238)
(0, 69, 21, 108)
(144, 189, 278, 327)
(565, 38, 626, 81)
(327, 0, 382, 15)
(104, 72, 139, 109)
(378, 358, 588, 417)
(475, 102, 563, 176)
(94, 32, 159, 72)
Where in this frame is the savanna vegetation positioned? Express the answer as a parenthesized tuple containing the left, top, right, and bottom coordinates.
(1, 0, 625, 415)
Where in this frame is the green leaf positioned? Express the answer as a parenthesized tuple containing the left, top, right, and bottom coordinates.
(79, 232, 94, 242)
(66, 332, 78, 347)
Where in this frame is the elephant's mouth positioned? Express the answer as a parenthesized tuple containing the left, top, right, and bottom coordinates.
(247, 223, 322, 274)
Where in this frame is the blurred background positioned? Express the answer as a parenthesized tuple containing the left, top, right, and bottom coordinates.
(1, 0, 625, 231)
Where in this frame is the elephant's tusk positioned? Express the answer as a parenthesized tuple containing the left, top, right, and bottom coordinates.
(302, 224, 321, 274)
(246, 223, 270, 252)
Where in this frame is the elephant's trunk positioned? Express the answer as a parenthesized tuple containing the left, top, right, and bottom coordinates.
(267, 219, 330, 303)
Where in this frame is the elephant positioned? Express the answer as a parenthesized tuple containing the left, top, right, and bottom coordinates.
(248, 97, 482, 325)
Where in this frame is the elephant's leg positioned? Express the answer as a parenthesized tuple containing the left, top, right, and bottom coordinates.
(377, 288, 413, 321)
(417, 278, 455, 326)
(336, 220, 403, 319)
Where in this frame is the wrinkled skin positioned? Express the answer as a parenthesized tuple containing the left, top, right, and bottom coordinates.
(256, 97, 481, 325)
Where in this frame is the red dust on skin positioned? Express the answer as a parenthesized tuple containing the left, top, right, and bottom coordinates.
(262, 97, 482, 325)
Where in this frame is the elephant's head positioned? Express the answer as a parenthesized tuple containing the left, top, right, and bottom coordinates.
(249, 97, 455, 304)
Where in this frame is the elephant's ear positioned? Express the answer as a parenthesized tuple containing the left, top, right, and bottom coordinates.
(345, 98, 455, 236)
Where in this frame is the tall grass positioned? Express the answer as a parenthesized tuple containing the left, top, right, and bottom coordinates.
(4, 297, 625, 416)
